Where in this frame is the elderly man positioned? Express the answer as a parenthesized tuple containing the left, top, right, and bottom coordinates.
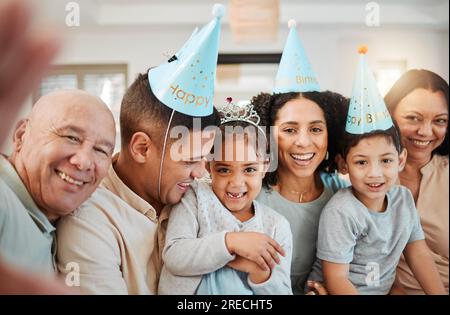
(0, 89, 116, 274)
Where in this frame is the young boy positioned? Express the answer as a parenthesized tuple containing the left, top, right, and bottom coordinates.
(307, 47, 446, 295)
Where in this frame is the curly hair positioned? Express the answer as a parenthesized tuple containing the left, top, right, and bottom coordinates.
(384, 69, 449, 156)
(251, 91, 349, 188)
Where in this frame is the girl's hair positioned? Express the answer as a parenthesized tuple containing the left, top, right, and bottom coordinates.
(251, 91, 349, 188)
(384, 69, 449, 156)
(211, 120, 270, 162)
(340, 123, 404, 161)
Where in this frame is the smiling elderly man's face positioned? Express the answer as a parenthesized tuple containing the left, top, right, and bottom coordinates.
(12, 90, 116, 221)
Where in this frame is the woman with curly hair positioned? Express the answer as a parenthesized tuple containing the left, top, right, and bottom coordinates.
(384, 69, 449, 294)
(252, 90, 350, 294)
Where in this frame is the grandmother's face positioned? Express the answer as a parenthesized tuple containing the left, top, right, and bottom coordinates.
(393, 88, 448, 162)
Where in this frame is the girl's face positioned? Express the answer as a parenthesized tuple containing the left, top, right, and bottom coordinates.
(209, 137, 267, 222)
(343, 135, 407, 211)
(393, 88, 448, 163)
(273, 97, 328, 179)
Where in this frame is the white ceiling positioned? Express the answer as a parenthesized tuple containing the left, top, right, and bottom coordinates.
(34, 0, 449, 29)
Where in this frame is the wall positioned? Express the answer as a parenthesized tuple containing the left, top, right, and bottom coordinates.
(2, 23, 448, 153)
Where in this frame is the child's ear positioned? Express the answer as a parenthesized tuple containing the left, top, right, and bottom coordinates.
(336, 153, 349, 175)
(398, 148, 407, 172)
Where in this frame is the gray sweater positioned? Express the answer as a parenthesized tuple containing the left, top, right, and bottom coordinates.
(158, 179, 293, 295)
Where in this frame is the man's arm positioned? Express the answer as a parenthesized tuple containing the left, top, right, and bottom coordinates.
(404, 240, 446, 295)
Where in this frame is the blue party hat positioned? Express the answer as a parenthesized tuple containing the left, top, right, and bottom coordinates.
(148, 4, 224, 117)
(273, 19, 320, 93)
(346, 46, 394, 134)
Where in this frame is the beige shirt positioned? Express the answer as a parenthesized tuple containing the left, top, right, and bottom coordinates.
(56, 156, 160, 294)
(395, 154, 449, 294)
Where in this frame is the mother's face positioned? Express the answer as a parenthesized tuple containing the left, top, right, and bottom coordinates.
(393, 88, 448, 162)
(273, 97, 328, 179)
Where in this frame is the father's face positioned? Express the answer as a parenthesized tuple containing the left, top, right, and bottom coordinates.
(14, 91, 116, 221)
(158, 129, 215, 206)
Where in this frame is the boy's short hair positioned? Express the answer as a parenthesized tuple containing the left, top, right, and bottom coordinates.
(120, 71, 219, 149)
(341, 122, 404, 160)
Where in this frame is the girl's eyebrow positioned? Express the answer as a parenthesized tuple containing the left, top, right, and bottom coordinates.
(352, 154, 368, 158)
(212, 162, 231, 167)
(241, 162, 259, 167)
(279, 121, 299, 126)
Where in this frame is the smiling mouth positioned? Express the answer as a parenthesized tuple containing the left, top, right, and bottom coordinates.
(177, 182, 191, 191)
(290, 153, 315, 161)
(366, 183, 385, 190)
(409, 138, 433, 147)
(56, 170, 85, 186)
(226, 192, 247, 199)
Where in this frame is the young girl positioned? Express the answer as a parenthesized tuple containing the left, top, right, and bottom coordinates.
(158, 100, 293, 295)
(307, 47, 446, 295)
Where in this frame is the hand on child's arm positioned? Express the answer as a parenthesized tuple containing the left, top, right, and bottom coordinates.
(322, 261, 358, 295)
(306, 280, 329, 295)
(225, 231, 285, 271)
(227, 256, 271, 284)
(404, 240, 446, 295)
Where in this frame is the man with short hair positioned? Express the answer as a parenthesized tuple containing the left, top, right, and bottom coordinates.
(56, 6, 224, 294)
(56, 73, 218, 294)
(0, 90, 116, 273)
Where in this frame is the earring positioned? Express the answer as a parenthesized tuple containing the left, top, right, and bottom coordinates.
(325, 151, 329, 161)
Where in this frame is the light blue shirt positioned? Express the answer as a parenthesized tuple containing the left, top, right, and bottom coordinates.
(0, 155, 56, 273)
(308, 186, 425, 295)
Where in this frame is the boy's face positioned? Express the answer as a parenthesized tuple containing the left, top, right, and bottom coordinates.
(209, 137, 267, 221)
(342, 135, 406, 210)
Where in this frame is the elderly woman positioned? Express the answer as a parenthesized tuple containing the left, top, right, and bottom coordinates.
(253, 91, 349, 294)
(385, 69, 449, 294)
